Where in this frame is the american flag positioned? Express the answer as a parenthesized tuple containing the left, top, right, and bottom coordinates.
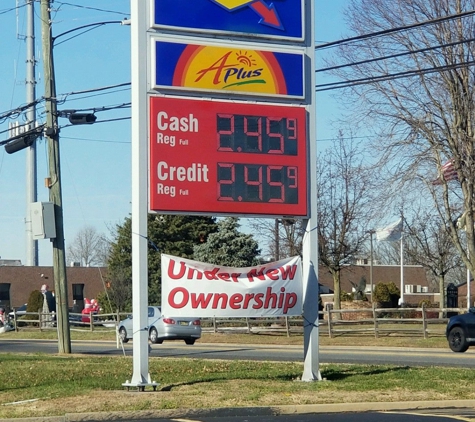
(432, 159, 458, 185)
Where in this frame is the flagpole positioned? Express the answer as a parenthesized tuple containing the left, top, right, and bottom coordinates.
(399, 213, 404, 305)
(400, 221, 404, 305)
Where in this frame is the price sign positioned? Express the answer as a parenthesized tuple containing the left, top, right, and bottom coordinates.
(149, 96, 308, 217)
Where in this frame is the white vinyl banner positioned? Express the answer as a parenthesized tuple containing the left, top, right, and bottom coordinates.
(161, 254, 303, 318)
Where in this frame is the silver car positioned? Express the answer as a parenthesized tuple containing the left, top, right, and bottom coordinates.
(118, 306, 201, 345)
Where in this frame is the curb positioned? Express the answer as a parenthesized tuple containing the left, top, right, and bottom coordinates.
(4, 400, 475, 422)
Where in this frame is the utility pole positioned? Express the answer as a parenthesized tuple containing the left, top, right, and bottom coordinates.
(40, 0, 71, 354)
(26, 0, 38, 266)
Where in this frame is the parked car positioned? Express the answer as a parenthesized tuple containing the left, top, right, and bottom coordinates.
(8, 304, 27, 319)
(446, 309, 475, 352)
(118, 306, 201, 345)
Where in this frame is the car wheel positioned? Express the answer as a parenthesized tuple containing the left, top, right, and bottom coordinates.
(448, 326, 469, 352)
(119, 327, 129, 343)
(185, 339, 195, 345)
(149, 327, 159, 344)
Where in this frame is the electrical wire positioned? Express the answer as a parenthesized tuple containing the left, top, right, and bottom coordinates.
(53, 2, 128, 17)
(59, 116, 130, 131)
(53, 20, 126, 47)
(316, 37, 475, 73)
(0, 99, 45, 125)
(61, 82, 131, 97)
(61, 136, 130, 144)
(0, 4, 26, 16)
(315, 9, 475, 50)
(58, 87, 131, 104)
(316, 59, 475, 92)
(58, 102, 131, 115)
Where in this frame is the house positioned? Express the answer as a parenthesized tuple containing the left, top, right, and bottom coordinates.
(0, 265, 106, 312)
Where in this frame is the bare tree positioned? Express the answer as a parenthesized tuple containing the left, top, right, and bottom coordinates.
(103, 268, 132, 313)
(317, 133, 378, 310)
(247, 218, 304, 261)
(67, 226, 108, 267)
(326, 0, 475, 277)
(404, 211, 464, 308)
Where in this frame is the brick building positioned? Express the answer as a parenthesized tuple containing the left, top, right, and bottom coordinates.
(0, 265, 106, 312)
(318, 264, 438, 305)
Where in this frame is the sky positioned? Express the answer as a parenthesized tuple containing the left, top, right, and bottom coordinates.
(0, 0, 349, 266)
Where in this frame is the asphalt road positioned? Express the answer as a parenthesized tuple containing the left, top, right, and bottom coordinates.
(1, 338, 474, 368)
(136, 412, 475, 422)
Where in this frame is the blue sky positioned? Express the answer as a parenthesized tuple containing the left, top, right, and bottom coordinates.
(0, 0, 348, 266)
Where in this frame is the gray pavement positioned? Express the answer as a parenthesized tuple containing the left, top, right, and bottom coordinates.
(3, 400, 475, 422)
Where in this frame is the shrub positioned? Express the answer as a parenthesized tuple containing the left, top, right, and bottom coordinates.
(27, 290, 44, 313)
(340, 290, 353, 302)
(13, 290, 45, 327)
(374, 282, 400, 307)
(418, 299, 432, 308)
(373, 283, 390, 303)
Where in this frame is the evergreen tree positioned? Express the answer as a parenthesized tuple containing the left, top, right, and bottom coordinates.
(193, 217, 260, 267)
(107, 215, 217, 308)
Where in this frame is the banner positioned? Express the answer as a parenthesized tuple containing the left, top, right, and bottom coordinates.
(375, 218, 403, 242)
(161, 254, 303, 317)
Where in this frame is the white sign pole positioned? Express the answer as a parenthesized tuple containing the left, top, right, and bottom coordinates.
(301, 0, 321, 382)
(124, 0, 155, 389)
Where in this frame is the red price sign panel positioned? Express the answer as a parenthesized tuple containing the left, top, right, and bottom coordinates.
(149, 96, 308, 217)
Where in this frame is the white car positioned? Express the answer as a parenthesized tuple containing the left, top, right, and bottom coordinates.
(118, 306, 201, 345)
(8, 304, 27, 319)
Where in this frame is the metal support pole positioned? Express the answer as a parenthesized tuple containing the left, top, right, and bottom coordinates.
(301, 0, 321, 382)
(26, 0, 38, 266)
(40, 0, 71, 354)
(123, 0, 156, 390)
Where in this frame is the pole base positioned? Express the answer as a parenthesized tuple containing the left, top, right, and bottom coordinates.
(122, 380, 160, 392)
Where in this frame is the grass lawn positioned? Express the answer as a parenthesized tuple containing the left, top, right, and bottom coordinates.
(0, 326, 456, 419)
(1, 353, 474, 419)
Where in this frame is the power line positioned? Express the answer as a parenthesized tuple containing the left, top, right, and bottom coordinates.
(0, 99, 45, 124)
(316, 59, 475, 92)
(0, 4, 26, 16)
(61, 135, 130, 144)
(315, 9, 475, 50)
(58, 102, 131, 115)
(56, 82, 131, 102)
(0, 84, 130, 132)
(53, 20, 127, 47)
(59, 116, 131, 130)
(316, 37, 475, 73)
(54, 2, 128, 17)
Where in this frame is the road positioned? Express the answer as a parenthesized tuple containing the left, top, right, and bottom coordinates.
(1, 339, 473, 368)
(124, 412, 475, 422)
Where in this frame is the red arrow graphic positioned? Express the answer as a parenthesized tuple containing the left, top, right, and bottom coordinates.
(250, 0, 284, 31)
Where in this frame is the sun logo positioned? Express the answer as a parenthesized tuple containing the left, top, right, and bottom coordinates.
(235, 51, 256, 68)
